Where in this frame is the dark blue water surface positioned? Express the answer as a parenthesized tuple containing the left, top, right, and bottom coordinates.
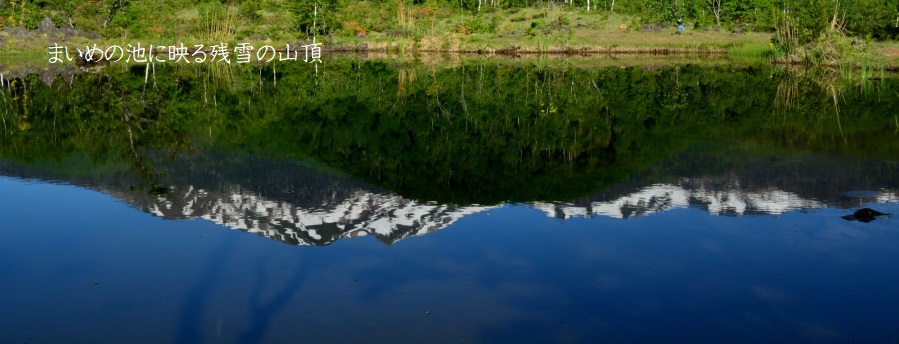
(1, 175, 897, 343)
(2, 60, 899, 343)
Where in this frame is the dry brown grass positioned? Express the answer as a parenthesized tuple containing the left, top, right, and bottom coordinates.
(881, 47, 899, 57)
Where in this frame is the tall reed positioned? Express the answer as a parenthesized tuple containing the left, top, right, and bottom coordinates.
(203, 5, 237, 43)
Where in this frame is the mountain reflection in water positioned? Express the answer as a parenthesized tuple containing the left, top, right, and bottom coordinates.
(0, 58, 898, 343)
(1, 146, 895, 246)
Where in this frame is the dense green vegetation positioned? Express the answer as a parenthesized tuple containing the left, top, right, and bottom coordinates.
(0, 0, 895, 38)
(0, 0, 899, 64)
(1, 59, 897, 204)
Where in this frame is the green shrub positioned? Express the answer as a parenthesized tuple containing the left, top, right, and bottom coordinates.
(463, 14, 500, 34)
(238, 0, 262, 21)
(527, 20, 544, 36)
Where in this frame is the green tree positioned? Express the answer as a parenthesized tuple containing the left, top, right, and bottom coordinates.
(287, 0, 342, 37)
(842, 0, 899, 39)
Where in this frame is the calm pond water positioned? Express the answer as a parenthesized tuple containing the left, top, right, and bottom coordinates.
(0, 57, 898, 343)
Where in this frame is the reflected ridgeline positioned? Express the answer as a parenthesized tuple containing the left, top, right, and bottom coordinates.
(0, 153, 490, 246)
(0, 60, 897, 245)
(1, 147, 895, 247)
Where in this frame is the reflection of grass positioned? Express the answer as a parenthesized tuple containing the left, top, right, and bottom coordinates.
(210, 61, 232, 88)
(345, 51, 746, 70)
(838, 61, 893, 98)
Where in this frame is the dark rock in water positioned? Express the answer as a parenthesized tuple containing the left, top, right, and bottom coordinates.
(841, 208, 887, 223)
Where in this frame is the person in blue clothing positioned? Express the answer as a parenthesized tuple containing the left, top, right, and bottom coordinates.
(677, 18, 685, 31)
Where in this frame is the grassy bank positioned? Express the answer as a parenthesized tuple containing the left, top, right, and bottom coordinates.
(1, 8, 771, 55)
(1, 5, 897, 68)
(321, 9, 773, 54)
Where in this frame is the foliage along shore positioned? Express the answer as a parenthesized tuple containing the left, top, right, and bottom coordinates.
(2, 58, 898, 203)
(3, 18, 896, 68)
(0, 1, 897, 68)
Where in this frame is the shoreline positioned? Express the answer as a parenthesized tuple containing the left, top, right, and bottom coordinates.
(6, 39, 897, 70)
(2, 31, 898, 74)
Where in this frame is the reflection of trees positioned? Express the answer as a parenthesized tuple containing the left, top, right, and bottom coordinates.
(774, 68, 842, 139)
(772, 66, 898, 154)
(1, 61, 898, 204)
(0, 70, 202, 195)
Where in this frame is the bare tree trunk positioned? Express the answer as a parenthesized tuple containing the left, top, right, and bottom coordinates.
(706, 0, 721, 27)
(830, 0, 840, 30)
(104, 0, 125, 28)
(610, 0, 615, 13)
